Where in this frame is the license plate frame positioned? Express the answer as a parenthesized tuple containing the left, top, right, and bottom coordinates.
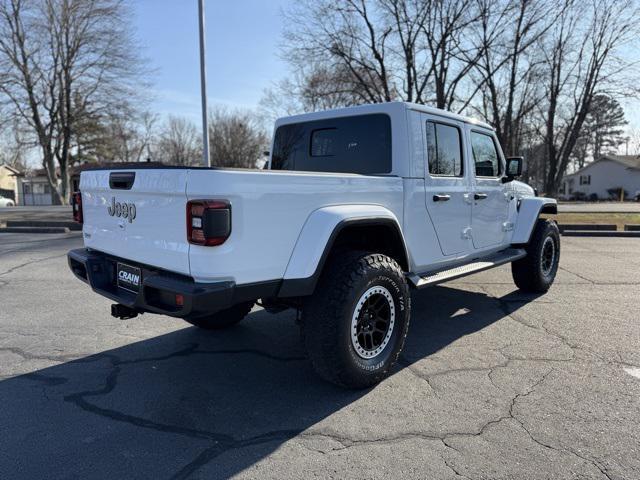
(116, 262, 142, 293)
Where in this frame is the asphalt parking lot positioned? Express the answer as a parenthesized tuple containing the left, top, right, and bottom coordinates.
(0, 232, 639, 479)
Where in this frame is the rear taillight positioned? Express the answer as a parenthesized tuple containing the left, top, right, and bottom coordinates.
(186, 200, 231, 246)
(72, 191, 83, 223)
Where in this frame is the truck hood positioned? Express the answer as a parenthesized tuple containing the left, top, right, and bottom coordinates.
(510, 180, 535, 197)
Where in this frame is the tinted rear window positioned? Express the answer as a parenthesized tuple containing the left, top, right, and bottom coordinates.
(426, 121, 463, 176)
(271, 114, 391, 174)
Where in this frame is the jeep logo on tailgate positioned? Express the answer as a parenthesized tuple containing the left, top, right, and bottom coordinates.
(108, 197, 136, 223)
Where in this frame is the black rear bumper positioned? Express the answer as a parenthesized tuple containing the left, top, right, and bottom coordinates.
(67, 248, 278, 318)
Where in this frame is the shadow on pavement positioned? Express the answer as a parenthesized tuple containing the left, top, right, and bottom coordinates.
(0, 285, 537, 479)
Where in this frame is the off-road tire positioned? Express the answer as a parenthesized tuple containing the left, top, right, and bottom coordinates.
(302, 251, 411, 389)
(512, 219, 560, 293)
(185, 301, 254, 330)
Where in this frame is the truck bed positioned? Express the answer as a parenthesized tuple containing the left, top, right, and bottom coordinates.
(79, 168, 404, 284)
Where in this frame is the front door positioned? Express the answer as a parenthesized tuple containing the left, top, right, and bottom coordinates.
(468, 130, 510, 249)
(423, 116, 472, 256)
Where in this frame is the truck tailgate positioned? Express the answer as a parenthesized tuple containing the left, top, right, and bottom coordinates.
(80, 169, 190, 275)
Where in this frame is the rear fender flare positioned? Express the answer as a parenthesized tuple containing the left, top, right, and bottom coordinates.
(279, 205, 407, 297)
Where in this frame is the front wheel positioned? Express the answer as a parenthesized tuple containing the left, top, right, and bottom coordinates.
(512, 219, 560, 292)
(302, 251, 411, 388)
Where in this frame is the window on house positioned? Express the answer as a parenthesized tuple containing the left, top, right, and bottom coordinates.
(426, 121, 463, 176)
(580, 175, 591, 185)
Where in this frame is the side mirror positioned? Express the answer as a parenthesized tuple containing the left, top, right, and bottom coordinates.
(503, 156, 523, 183)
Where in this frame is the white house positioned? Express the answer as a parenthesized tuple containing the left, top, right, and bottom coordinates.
(0, 164, 23, 205)
(559, 155, 640, 200)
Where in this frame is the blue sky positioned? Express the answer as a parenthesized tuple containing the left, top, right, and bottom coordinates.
(132, 0, 292, 120)
(131, 0, 639, 140)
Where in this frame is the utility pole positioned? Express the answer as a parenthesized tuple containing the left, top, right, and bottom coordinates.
(198, 0, 211, 167)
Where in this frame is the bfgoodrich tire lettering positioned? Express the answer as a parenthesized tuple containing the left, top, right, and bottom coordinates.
(512, 219, 560, 293)
(302, 251, 411, 388)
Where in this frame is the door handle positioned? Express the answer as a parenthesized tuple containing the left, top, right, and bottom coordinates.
(433, 194, 451, 202)
(474, 193, 488, 200)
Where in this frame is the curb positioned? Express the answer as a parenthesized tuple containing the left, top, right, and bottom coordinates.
(0, 226, 71, 234)
(5, 220, 81, 231)
(558, 224, 616, 232)
(561, 231, 640, 238)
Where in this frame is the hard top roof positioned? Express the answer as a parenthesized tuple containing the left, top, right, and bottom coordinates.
(275, 101, 494, 130)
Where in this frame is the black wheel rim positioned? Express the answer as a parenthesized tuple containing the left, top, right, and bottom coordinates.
(351, 286, 396, 359)
(541, 236, 556, 276)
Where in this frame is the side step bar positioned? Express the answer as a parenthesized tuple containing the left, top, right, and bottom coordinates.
(407, 248, 526, 289)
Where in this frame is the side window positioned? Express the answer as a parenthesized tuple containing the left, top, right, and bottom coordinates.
(310, 128, 337, 157)
(271, 114, 391, 174)
(271, 123, 306, 170)
(426, 121, 463, 176)
(470, 131, 501, 177)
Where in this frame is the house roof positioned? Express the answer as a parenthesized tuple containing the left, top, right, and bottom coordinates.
(0, 164, 24, 176)
(566, 154, 640, 178)
(606, 154, 640, 170)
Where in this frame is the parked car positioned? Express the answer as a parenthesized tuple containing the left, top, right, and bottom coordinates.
(68, 102, 559, 388)
(0, 195, 15, 207)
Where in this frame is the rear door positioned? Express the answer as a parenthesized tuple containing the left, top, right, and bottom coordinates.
(422, 114, 472, 256)
(468, 129, 510, 249)
(80, 169, 190, 275)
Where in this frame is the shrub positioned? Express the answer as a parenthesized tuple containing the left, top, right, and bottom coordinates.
(607, 187, 628, 200)
(571, 192, 586, 201)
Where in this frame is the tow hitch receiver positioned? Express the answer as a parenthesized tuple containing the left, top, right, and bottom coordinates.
(111, 303, 140, 320)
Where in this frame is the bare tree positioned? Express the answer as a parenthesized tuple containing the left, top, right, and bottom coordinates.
(280, 0, 496, 110)
(538, 0, 640, 195)
(208, 108, 268, 169)
(0, 0, 149, 203)
(0, 120, 28, 170)
(101, 110, 157, 164)
(155, 115, 201, 166)
(469, 0, 556, 156)
(260, 63, 365, 122)
(626, 128, 640, 156)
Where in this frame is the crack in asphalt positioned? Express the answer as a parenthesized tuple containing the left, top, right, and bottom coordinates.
(507, 369, 613, 480)
(34, 340, 599, 480)
(0, 253, 68, 276)
(9, 332, 619, 480)
(0, 346, 85, 363)
(443, 458, 473, 480)
(559, 264, 639, 286)
(493, 294, 639, 369)
(7, 274, 628, 479)
(558, 265, 596, 284)
(21, 372, 69, 386)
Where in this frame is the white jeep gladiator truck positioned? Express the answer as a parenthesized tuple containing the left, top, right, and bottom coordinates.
(68, 102, 559, 388)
